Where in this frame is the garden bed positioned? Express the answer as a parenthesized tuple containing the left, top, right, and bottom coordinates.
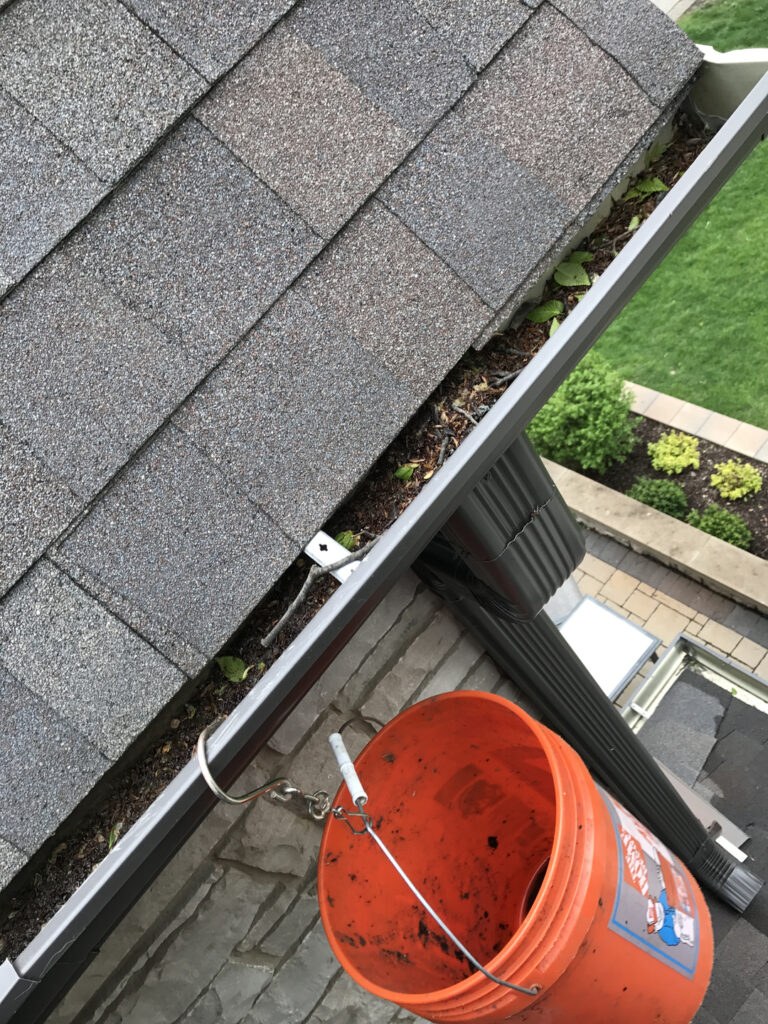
(587, 414, 768, 559)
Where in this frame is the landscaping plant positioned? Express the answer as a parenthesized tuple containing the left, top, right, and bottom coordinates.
(686, 504, 752, 550)
(647, 430, 700, 475)
(526, 351, 636, 474)
(626, 477, 688, 519)
(710, 459, 763, 501)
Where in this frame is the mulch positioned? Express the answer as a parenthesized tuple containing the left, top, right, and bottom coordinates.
(590, 415, 768, 559)
(0, 116, 717, 960)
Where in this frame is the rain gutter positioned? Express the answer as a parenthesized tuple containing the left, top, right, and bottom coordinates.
(2, 71, 767, 1024)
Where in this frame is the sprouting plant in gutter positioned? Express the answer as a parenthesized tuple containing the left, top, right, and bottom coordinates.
(215, 655, 255, 684)
(335, 530, 356, 550)
(623, 176, 669, 201)
(628, 215, 641, 232)
(553, 251, 593, 288)
(645, 139, 668, 167)
(394, 463, 417, 482)
(108, 822, 124, 851)
(526, 299, 564, 324)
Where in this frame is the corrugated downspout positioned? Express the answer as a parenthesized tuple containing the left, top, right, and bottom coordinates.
(440, 436, 584, 618)
(414, 539, 762, 912)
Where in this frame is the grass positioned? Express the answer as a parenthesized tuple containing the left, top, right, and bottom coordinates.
(680, 0, 768, 50)
(594, 0, 768, 429)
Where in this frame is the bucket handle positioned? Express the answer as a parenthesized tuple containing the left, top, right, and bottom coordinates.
(328, 733, 540, 998)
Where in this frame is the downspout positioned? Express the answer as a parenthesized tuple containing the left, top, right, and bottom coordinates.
(415, 483, 761, 910)
(1, 70, 767, 1024)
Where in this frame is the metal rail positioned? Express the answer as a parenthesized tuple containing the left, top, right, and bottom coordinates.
(2, 71, 767, 1024)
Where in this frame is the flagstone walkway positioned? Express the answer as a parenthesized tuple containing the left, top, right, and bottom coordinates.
(50, 531, 768, 1024)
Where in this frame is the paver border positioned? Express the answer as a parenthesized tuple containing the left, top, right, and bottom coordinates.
(547, 459, 768, 616)
(627, 380, 768, 460)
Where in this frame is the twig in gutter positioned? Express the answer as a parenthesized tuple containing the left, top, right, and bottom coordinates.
(451, 403, 478, 426)
(492, 369, 523, 386)
(261, 538, 379, 647)
(437, 433, 451, 467)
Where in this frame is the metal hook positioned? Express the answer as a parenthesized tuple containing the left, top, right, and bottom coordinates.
(331, 804, 373, 835)
(196, 725, 333, 820)
(196, 725, 293, 806)
(338, 714, 384, 738)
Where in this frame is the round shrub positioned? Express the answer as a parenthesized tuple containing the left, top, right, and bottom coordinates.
(685, 504, 752, 550)
(526, 351, 636, 474)
(647, 430, 700, 475)
(710, 459, 762, 501)
(626, 477, 688, 519)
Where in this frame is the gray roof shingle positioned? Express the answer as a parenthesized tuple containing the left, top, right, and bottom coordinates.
(121, 0, 297, 80)
(0, 560, 185, 759)
(54, 426, 300, 674)
(549, 0, 703, 107)
(0, 90, 105, 285)
(380, 111, 571, 308)
(0, 0, 205, 182)
(0, 424, 81, 595)
(70, 118, 323, 370)
(0, 838, 26, 892)
(296, 201, 492, 393)
(0, 252, 199, 500)
(174, 288, 417, 543)
(0, 665, 111, 854)
(412, 0, 532, 70)
(457, 4, 659, 210)
(197, 25, 412, 237)
(287, 0, 474, 136)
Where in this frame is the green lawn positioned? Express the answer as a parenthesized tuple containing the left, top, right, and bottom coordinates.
(680, 0, 768, 50)
(594, 0, 768, 429)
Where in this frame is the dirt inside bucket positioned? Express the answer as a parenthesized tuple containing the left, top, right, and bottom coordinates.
(319, 696, 558, 994)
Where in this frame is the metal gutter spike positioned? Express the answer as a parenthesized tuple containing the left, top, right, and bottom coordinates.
(2, 71, 767, 1024)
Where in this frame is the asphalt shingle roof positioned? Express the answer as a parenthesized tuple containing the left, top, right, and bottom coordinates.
(0, 0, 701, 890)
(0, 0, 205, 182)
(637, 670, 768, 1024)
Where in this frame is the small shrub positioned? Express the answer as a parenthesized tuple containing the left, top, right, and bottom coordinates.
(526, 351, 636, 474)
(626, 477, 688, 519)
(710, 459, 762, 501)
(686, 504, 752, 550)
(647, 430, 700, 475)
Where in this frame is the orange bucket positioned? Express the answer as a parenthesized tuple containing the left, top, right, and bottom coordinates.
(318, 692, 713, 1023)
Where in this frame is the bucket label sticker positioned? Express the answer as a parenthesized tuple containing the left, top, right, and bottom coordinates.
(598, 788, 699, 978)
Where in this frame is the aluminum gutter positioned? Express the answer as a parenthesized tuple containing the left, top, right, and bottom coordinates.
(2, 71, 767, 1024)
